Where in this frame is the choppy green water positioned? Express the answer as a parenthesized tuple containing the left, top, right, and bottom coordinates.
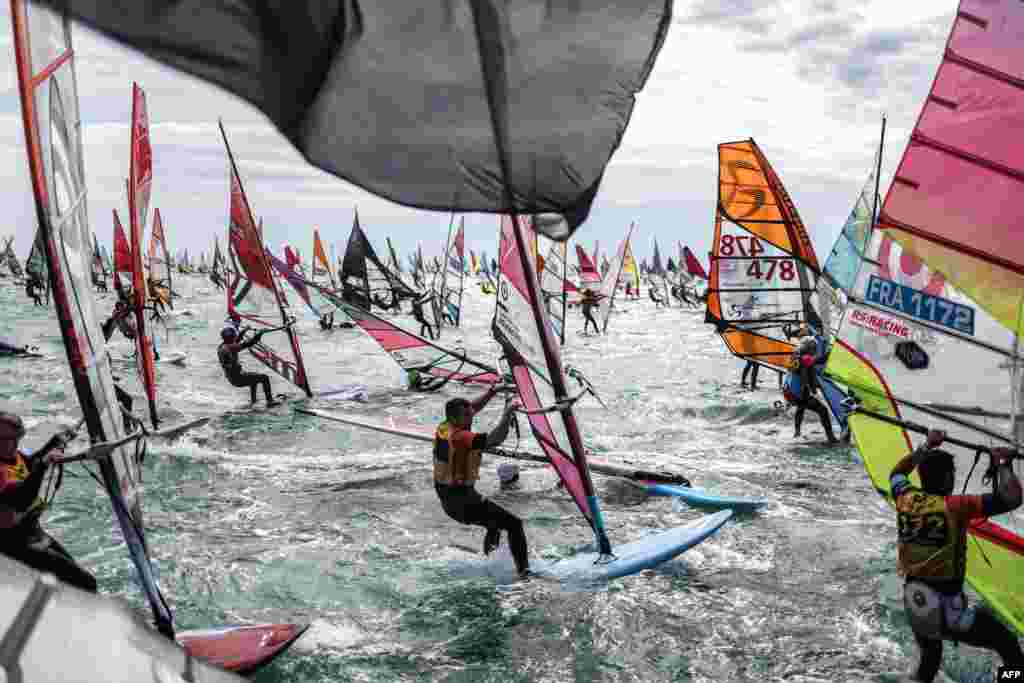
(0, 277, 1004, 682)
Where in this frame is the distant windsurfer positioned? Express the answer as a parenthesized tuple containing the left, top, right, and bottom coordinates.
(218, 325, 279, 407)
(740, 360, 760, 390)
(210, 268, 224, 291)
(580, 289, 601, 335)
(648, 284, 665, 307)
(25, 274, 44, 307)
(92, 271, 108, 293)
(0, 412, 97, 592)
(890, 429, 1023, 681)
(319, 311, 334, 330)
(412, 292, 437, 340)
(782, 334, 837, 444)
(434, 387, 530, 577)
(146, 276, 168, 316)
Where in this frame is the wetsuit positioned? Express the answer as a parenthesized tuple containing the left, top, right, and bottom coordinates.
(0, 444, 97, 592)
(218, 334, 274, 404)
(25, 278, 44, 307)
(210, 270, 224, 291)
(412, 295, 437, 340)
(100, 309, 141, 428)
(741, 360, 760, 389)
(319, 312, 334, 330)
(580, 292, 600, 335)
(782, 354, 835, 442)
(433, 421, 528, 573)
(891, 470, 1023, 680)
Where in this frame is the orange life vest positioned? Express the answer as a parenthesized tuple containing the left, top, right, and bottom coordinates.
(433, 422, 483, 486)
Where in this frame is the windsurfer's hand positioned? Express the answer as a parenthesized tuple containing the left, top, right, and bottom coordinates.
(925, 429, 946, 449)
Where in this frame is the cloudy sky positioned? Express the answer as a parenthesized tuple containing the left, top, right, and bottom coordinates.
(0, 1, 954, 267)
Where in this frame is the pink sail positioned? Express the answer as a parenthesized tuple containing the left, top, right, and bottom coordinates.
(879, 0, 1024, 333)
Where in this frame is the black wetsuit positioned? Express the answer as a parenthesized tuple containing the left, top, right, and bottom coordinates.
(741, 360, 759, 389)
(412, 296, 437, 340)
(218, 335, 273, 404)
(319, 312, 334, 330)
(0, 444, 97, 592)
(100, 311, 139, 429)
(580, 296, 600, 335)
(788, 361, 835, 442)
(434, 425, 528, 573)
(210, 271, 224, 291)
(648, 287, 664, 307)
(25, 278, 44, 307)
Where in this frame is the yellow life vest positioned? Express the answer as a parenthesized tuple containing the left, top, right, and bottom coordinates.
(433, 421, 483, 486)
(895, 488, 974, 587)
(0, 452, 46, 525)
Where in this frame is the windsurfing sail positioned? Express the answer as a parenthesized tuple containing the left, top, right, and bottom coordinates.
(683, 245, 708, 280)
(147, 208, 173, 310)
(707, 139, 823, 372)
(10, 0, 174, 635)
(90, 232, 105, 285)
(3, 238, 24, 278)
(440, 217, 466, 326)
(127, 83, 159, 428)
(539, 238, 569, 345)
(26, 228, 49, 286)
(340, 213, 419, 312)
(649, 239, 669, 300)
(312, 227, 335, 287)
(493, 215, 611, 555)
(826, 0, 1024, 634)
(597, 225, 635, 333)
(575, 244, 601, 293)
(309, 279, 499, 388)
(113, 209, 132, 294)
(222, 122, 312, 397)
(621, 240, 641, 296)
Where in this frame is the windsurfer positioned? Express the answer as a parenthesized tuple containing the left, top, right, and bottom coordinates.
(146, 276, 168, 315)
(648, 284, 666, 307)
(890, 430, 1023, 681)
(0, 340, 38, 357)
(100, 300, 142, 429)
(319, 311, 335, 330)
(782, 335, 837, 444)
(740, 360, 760, 390)
(434, 388, 530, 576)
(25, 273, 44, 307)
(580, 288, 601, 335)
(0, 412, 97, 592)
(210, 268, 224, 290)
(218, 326, 279, 407)
(412, 292, 437, 340)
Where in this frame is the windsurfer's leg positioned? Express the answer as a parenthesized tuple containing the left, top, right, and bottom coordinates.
(912, 631, 943, 682)
(808, 396, 836, 442)
(741, 361, 752, 386)
(2, 525, 98, 593)
(952, 605, 1024, 669)
(750, 363, 759, 389)
(793, 404, 806, 437)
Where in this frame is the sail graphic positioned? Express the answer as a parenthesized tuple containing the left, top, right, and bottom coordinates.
(539, 238, 569, 345)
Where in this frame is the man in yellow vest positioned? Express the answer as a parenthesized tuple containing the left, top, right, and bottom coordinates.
(890, 429, 1022, 681)
(0, 412, 96, 592)
(434, 386, 529, 576)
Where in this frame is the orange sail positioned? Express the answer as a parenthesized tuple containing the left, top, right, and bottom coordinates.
(707, 139, 823, 371)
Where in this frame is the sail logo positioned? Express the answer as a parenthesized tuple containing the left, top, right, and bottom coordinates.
(865, 275, 974, 336)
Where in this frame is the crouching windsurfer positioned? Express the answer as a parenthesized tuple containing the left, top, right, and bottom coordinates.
(435, 387, 530, 577)
(0, 412, 97, 592)
(218, 325, 279, 407)
(25, 273, 44, 307)
(890, 429, 1023, 681)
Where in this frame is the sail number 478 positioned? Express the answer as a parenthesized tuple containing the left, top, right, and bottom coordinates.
(720, 235, 795, 281)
